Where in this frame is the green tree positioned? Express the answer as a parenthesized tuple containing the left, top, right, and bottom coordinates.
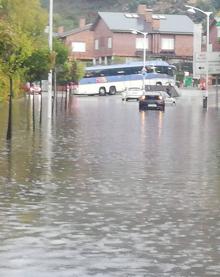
(52, 38, 70, 85)
(0, 22, 33, 139)
(54, 38, 68, 66)
(0, 22, 32, 90)
(24, 48, 50, 83)
(0, 0, 48, 99)
(68, 59, 85, 83)
(1, 0, 47, 43)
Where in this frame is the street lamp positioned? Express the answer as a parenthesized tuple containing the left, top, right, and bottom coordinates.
(130, 29, 148, 89)
(48, 0, 53, 118)
(185, 5, 212, 108)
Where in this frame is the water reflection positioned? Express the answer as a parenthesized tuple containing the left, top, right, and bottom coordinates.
(0, 91, 220, 276)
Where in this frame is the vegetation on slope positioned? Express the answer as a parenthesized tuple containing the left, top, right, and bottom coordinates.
(41, 0, 220, 31)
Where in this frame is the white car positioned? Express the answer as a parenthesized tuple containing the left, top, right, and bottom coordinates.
(160, 91, 176, 105)
(122, 87, 144, 101)
(29, 85, 42, 94)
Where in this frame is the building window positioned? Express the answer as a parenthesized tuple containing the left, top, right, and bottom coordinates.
(161, 38, 174, 50)
(95, 39, 99, 50)
(108, 37, 112, 48)
(71, 42, 86, 52)
(136, 38, 149, 49)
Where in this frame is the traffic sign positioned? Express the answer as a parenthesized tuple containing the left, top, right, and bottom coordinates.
(194, 52, 220, 75)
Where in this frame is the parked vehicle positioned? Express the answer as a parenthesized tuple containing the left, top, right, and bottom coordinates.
(160, 91, 176, 105)
(139, 91, 165, 111)
(29, 84, 42, 94)
(73, 60, 176, 96)
(121, 87, 144, 101)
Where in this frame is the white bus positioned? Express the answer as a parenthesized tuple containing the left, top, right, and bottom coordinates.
(73, 60, 176, 96)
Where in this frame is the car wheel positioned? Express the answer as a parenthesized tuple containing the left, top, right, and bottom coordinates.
(109, 86, 116, 95)
(99, 87, 106, 96)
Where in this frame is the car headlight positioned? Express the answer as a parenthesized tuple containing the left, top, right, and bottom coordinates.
(158, 96, 163, 100)
(140, 95, 145, 100)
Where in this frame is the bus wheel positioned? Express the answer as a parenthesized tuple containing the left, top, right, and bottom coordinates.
(156, 82, 162, 86)
(109, 86, 116, 95)
(99, 87, 106, 96)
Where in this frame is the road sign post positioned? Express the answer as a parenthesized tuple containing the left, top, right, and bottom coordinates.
(195, 52, 220, 76)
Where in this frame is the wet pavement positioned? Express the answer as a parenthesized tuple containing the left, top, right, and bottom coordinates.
(0, 89, 220, 276)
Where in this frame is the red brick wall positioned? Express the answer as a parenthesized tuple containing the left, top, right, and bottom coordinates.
(63, 29, 94, 60)
(175, 35, 193, 57)
(210, 25, 220, 51)
(113, 33, 136, 57)
(94, 19, 193, 59)
(151, 34, 193, 57)
(93, 19, 114, 57)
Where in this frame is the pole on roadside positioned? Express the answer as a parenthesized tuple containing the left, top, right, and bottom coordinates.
(216, 75, 219, 108)
(185, 5, 212, 109)
(130, 29, 148, 90)
(48, 0, 53, 119)
(6, 77, 13, 140)
(203, 12, 211, 109)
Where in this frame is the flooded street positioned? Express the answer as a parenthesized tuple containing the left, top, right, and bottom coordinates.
(0, 89, 220, 276)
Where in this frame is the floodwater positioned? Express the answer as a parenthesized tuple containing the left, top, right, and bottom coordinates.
(0, 89, 220, 276)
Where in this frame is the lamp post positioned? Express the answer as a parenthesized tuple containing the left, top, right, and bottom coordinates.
(185, 5, 212, 109)
(48, 0, 53, 118)
(131, 29, 148, 90)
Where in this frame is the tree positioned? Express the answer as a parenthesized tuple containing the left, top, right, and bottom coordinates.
(212, 0, 220, 10)
(0, 22, 32, 85)
(52, 38, 69, 85)
(68, 59, 85, 83)
(0, 22, 33, 139)
(1, 0, 47, 44)
(24, 48, 50, 83)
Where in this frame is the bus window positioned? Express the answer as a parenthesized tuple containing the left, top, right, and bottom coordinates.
(146, 67, 154, 73)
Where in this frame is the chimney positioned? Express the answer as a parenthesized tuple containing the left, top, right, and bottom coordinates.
(137, 4, 153, 23)
(57, 26, 64, 33)
(79, 18, 86, 29)
(137, 4, 147, 15)
(145, 9, 153, 23)
(152, 18, 160, 30)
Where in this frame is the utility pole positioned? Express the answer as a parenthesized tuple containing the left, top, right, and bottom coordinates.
(48, 0, 53, 118)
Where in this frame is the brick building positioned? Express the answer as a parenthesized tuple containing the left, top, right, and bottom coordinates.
(92, 5, 194, 65)
(58, 4, 195, 65)
(58, 18, 94, 62)
(210, 16, 220, 52)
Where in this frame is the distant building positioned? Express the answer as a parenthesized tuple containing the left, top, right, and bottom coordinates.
(91, 5, 194, 65)
(210, 15, 220, 52)
(58, 18, 94, 62)
(58, 4, 195, 65)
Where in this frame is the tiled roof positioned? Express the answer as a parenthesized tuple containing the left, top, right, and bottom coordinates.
(97, 12, 194, 34)
(57, 24, 93, 38)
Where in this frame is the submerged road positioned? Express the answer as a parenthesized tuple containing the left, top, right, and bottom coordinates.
(0, 88, 220, 276)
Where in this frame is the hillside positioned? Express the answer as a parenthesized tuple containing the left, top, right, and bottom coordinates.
(41, 0, 219, 31)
